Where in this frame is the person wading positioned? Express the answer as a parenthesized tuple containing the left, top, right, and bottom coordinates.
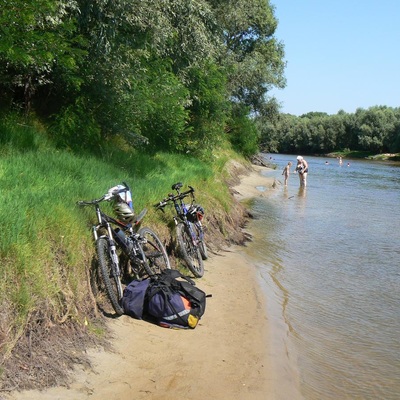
(282, 162, 292, 186)
(295, 156, 309, 187)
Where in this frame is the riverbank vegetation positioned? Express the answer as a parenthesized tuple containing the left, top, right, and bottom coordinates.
(259, 107, 400, 159)
(0, 0, 285, 159)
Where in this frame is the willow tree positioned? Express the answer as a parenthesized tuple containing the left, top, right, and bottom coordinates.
(0, 0, 85, 113)
(49, 0, 226, 153)
(207, 0, 285, 110)
(1, 0, 287, 156)
(205, 0, 286, 154)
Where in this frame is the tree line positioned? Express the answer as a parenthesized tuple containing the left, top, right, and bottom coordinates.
(258, 106, 400, 155)
(0, 0, 285, 157)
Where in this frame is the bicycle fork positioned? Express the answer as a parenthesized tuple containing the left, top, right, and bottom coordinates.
(92, 223, 122, 280)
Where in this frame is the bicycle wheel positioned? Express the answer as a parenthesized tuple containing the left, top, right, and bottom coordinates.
(194, 223, 208, 260)
(176, 222, 204, 278)
(128, 239, 154, 278)
(138, 227, 171, 274)
(96, 237, 124, 315)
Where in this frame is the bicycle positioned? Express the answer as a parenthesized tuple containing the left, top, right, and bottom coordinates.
(154, 182, 207, 278)
(77, 182, 170, 315)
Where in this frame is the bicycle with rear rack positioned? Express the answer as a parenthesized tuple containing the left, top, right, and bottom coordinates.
(77, 182, 170, 315)
(154, 182, 207, 278)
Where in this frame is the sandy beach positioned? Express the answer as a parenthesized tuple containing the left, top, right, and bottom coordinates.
(8, 165, 284, 400)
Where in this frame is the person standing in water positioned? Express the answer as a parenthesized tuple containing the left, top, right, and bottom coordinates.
(282, 162, 292, 186)
(295, 156, 309, 187)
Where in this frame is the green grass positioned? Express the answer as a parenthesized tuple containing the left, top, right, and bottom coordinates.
(0, 116, 243, 359)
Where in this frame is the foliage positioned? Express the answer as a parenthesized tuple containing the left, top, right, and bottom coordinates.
(210, 0, 286, 113)
(0, 0, 86, 112)
(49, 97, 102, 152)
(0, 0, 285, 158)
(260, 106, 400, 155)
(228, 104, 260, 157)
(182, 61, 229, 156)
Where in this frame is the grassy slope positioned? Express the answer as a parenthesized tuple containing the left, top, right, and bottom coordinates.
(0, 121, 251, 390)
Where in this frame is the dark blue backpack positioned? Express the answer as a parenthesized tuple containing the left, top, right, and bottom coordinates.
(121, 278, 150, 319)
(122, 269, 209, 329)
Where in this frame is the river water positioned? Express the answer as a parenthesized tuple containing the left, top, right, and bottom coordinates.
(243, 153, 400, 400)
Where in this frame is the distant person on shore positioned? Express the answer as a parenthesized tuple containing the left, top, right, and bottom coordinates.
(282, 162, 292, 186)
(295, 156, 309, 187)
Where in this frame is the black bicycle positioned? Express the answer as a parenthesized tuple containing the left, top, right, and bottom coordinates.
(154, 183, 207, 278)
(77, 183, 170, 315)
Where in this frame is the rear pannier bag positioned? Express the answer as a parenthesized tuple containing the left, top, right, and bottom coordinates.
(122, 269, 209, 329)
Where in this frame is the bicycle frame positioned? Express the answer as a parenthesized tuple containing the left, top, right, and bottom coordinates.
(78, 184, 166, 314)
(97, 204, 152, 271)
(169, 184, 207, 262)
(80, 189, 159, 268)
(170, 189, 199, 246)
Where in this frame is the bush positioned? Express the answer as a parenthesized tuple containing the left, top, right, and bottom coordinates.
(228, 105, 259, 157)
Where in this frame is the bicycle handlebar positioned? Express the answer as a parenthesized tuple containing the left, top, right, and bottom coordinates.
(77, 195, 107, 207)
(154, 185, 195, 210)
(77, 183, 131, 207)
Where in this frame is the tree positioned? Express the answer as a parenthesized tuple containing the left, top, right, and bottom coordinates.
(228, 104, 259, 157)
(0, 0, 86, 113)
(357, 107, 396, 153)
(209, 0, 286, 113)
(263, 106, 400, 155)
(1, 0, 288, 157)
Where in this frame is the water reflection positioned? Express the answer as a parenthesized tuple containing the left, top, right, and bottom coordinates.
(297, 186, 306, 198)
(295, 186, 307, 216)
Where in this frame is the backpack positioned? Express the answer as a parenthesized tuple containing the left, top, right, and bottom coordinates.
(122, 269, 210, 329)
(121, 278, 150, 319)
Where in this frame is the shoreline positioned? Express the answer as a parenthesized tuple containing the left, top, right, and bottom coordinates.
(8, 165, 279, 400)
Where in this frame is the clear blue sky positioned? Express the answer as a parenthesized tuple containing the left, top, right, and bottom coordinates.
(270, 0, 400, 116)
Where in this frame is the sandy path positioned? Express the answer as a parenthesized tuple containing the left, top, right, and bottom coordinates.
(8, 165, 284, 400)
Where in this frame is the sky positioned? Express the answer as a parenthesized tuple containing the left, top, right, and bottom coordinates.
(270, 0, 400, 116)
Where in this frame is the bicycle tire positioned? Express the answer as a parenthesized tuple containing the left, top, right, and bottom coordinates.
(176, 222, 204, 278)
(129, 239, 154, 278)
(137, 227, 171, 274)
(194, 223, 208, 260)
(96, 237, 124, 315)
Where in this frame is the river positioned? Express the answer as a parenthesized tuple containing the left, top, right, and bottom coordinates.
(244, 153, 400, 400)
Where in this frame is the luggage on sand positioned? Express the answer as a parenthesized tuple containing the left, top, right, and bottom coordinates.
(122, 269, 210, 329)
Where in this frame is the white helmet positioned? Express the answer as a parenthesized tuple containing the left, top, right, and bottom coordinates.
(297, 156, 303, 161)
(114, 202, 135, 223)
